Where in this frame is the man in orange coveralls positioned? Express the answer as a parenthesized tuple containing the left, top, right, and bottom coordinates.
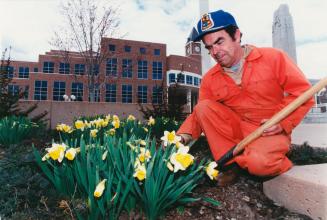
(177, 9, 314, 186)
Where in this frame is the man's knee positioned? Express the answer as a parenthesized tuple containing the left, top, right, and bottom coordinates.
(245, 151, 288, 176)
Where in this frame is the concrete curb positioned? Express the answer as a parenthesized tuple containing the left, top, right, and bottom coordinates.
(263, 164, 327, 220)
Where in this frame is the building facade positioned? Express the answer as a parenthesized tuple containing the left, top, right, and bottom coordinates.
(6, 38, 202, 127)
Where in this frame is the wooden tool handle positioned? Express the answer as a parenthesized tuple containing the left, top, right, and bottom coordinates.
(232, 77, 327, 156)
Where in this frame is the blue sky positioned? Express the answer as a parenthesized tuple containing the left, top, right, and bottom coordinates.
(1, 0, 327, 79)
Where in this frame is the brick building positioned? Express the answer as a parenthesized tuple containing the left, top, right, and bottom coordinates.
(6, 38, 202, 127)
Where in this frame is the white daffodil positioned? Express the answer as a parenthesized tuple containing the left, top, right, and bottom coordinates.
(167, 161, 174, 172)
(94, 179, 107, 198)
(206, 161, 219, 180)
(102, 150, 108, 160)
(147, 116, 155, 126)
(160, 131, 181, 147)
(139, 140, 146, 146)
(169, 146, 194, 173)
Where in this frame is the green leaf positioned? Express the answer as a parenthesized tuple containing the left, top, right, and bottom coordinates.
(201, 197, 221, 206)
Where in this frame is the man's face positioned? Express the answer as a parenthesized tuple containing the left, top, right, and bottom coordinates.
(202, 29, 241, 68)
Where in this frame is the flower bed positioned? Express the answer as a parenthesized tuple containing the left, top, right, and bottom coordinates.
(34, 115, 218, 219)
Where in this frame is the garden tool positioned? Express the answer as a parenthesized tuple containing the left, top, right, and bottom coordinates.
(216, 77, 327, 170)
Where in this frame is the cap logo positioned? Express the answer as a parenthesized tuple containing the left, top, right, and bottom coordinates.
(201, 13, 214, 31)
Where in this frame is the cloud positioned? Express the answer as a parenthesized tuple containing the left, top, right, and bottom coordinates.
(0, 0, 326, 79)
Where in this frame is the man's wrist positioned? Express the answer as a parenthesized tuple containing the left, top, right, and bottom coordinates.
(179, 133, 192, 145)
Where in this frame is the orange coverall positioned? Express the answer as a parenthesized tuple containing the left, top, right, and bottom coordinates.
(178, 46, 314, 176)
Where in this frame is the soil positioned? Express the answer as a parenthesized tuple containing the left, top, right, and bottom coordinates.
(164, 172, 312, 220)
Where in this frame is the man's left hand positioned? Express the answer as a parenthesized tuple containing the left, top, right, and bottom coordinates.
(261, 119, 284, 136)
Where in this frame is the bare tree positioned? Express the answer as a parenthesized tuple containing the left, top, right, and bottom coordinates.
(51, 0, 121, 101)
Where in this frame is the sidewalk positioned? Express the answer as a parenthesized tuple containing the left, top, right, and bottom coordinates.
(292, 123, 327, 148)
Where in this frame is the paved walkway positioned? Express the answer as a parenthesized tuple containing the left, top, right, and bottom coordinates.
(292, 123, 327, 148)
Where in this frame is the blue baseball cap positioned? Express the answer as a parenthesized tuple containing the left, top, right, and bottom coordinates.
(192, 10, 238, 42)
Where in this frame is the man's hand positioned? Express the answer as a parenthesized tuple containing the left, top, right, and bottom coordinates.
(260, 119, 284, 136)
(179, 133, 193, 145)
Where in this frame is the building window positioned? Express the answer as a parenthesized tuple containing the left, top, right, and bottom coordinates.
(43, 62, 54, 73)
(72, 82, 83, 101)
(0, 66, 14, 78)
(169, 73, 175, 83)
(194, 77, 200, 86)
(59, 63, 70, 74)
(140, 47, 146, 54)
(122, 84, 132, 103)
(106, 58, 117, 76)
(89, 84, 100, 102)
(109, 44, 116, 52)
(152, 61, 162, 80)
(124, 45, 131, 52)
(152, 86, 163, 104)
(92, 64, 99, 76)
(33, 67, 38, 72)
(177, 73, 185, 84)
(105, 84, 116, 102)
(154, 49, 160, 56)
(53, 81, 66, 101)
(122, 59, 132, 78)
(137, 85, 147, 103)
(137, 60, 147, 79)
(23, 86, 29, 100)
(34, 80, 47, 100)
(8, 84, 19, 96)
(74, 64, 85, 75)
(18, 67, 29, 78)
(186, 75, 193, 85)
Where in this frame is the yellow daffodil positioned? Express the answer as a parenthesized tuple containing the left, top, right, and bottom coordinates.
(93, 118, 103, 128)
(65, 148, 79, 161)
(113, 115, 119, 121)
(75, 120, 85, 130)
(46, 143, 68, 163)
(56, 123, 73, 133)
(101, 119, 109, 127)
(147, 116, 155, 126)
(105, 114, 111, 122)
(206, 161, 219, 180)
(84, 120, 91, 128)
(102, 150, 108, 160)
(143, 127, 148, 132)
(160, 131, 181, 147)
(108, 128, 115, 136)
(90, 129, 98, 138)
(169, 146, 194, 172)
(127, 114, 136, 121)
(138, 147, 151, 163)
(112, 119, 120, 129)
(94, 179, 107, 198)
(133, 164, 146, 181)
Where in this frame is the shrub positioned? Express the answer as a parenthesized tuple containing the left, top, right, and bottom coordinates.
(0, 115, 38, 146)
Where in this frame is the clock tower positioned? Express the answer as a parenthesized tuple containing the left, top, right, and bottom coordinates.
(185, 27, 202, 59)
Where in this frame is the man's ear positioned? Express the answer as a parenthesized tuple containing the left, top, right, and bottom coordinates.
(235, 29, 242, 43)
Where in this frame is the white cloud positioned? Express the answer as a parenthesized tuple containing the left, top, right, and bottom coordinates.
(0, 0, 326, 79)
